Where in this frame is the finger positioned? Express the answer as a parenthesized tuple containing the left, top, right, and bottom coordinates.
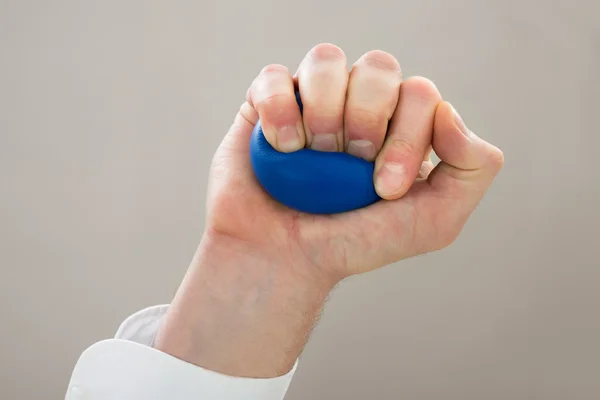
(429, 101, 504, 190)
(412, 101, 505, 249)
(415, 145, 436, 180)
(319, 102, 503, 272)
(247, 64, 305, 152)
(423, 145, 433, 162)
(344, 50, 402, 161)
(374, 76, 442, 199)
(208, 102, 260, 194)
(417, 159, 435, 180)
(296, 43, 348, 152)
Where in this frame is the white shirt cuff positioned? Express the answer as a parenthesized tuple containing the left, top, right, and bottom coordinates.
(66, 305, 298, 400)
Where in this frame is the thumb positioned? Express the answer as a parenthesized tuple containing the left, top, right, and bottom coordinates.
(428, 101, 504, 200)
(411, 101, 505, 250)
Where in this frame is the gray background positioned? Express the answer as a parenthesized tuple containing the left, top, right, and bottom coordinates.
(1, 1, 599, 399)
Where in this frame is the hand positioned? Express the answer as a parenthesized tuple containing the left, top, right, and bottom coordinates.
(155, 44, 504, 378)
(208, 43, 504, 279)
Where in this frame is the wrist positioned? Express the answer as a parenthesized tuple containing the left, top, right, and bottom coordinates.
(154, 229, 338, 378)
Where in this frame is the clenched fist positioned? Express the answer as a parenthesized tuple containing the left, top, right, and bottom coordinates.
(207, 43, 504, 279)
(155, 44, 504, 378)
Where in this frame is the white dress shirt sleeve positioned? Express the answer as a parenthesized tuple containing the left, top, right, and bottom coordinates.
(65, 305, 298, 400)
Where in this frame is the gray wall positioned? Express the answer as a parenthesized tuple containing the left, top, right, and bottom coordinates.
(1, 1, 599, 399)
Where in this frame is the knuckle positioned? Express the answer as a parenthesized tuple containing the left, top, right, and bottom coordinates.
(245, 86, 252, 104)
(250, 65, 293, 107)
(259, 63, 289, 76)
(488, 147, 505, 171)
(417, 161, 434, 179)
(308, 43, 346, 62)
(257, 92, 291, 111)
(386, 137, 420, 160)
(238, 101, 258, 125)
(304, 103, 342, 121)
(302, 64, 341, 87)
(304, 110, 342, 135)
(357, 50, 401, 74)
(346, 108, 387, 133)
(401, 76, 442, 102)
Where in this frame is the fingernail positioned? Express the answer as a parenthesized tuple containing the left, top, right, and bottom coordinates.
(347, 140, 376, 160)
(311, 134, 338, 152)
(451, 105, 471, 137)
(375, 162, 405, 197)
(277, 125, 302, 152)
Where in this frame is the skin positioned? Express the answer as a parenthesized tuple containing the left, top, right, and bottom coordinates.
(154, 44, 504, 378)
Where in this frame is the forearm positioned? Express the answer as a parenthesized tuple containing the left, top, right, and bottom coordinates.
(154, 230, 337, 378)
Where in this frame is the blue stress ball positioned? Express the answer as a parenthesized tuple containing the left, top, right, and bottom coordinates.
(250, 93, 381, 214)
